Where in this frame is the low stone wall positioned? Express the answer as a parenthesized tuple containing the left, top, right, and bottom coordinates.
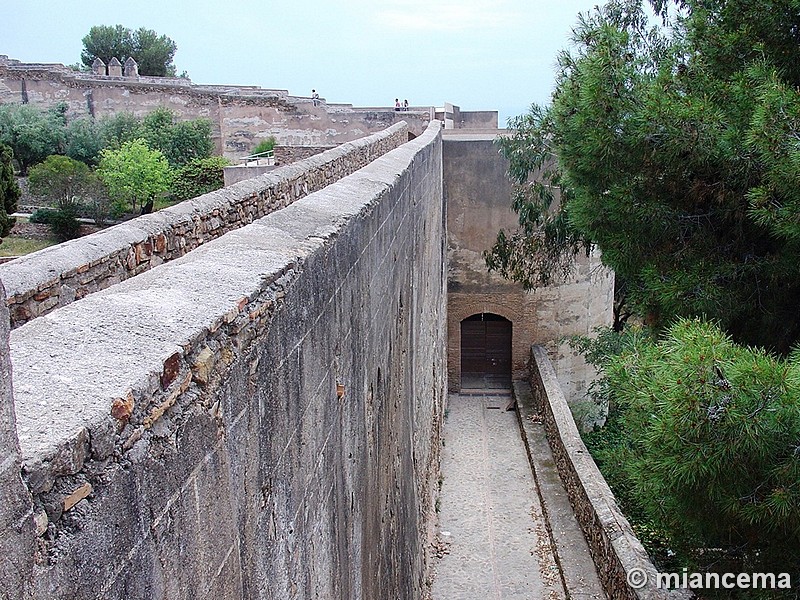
(5, 121, 445, 598)
(273, 144, 336, 165)
(0, 122, 408, 328)
(529, 345, 693, 600)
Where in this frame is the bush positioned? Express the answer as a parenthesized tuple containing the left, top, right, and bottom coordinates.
(170, 156, 230, 202)
(29, 208, 58, 224)
(49, 204, 81, 242)
(251, 137, 276, 155)
(583, 320, 800, 577)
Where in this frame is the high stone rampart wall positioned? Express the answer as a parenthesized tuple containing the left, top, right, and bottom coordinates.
(2, 121, 446, 599)
(0, 59, 431, 158)
(0, 122, 408, 328)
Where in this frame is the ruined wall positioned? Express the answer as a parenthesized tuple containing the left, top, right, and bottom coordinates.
(443, 132, 614, 415)
(0, 58, 431, 159)
(529, 346, 692, 600)
(6, 121, 446, 599)
(0, 123, 408, 327)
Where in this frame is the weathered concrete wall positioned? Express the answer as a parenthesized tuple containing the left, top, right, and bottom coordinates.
(0, 282, 34, 600)
(443, 132, 614, 413)
(456, 110, 498, 129)
(7, 121, 446, 599)
(529, 346, 693, 600)
(0, 58, 431, 159)
(0, 123, 408, 327)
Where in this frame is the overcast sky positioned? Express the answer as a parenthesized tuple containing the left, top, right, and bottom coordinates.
(3, 0, 600, 125)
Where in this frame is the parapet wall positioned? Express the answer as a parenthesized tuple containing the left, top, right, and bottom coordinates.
(529, 346, 693, 600)
(3, 121, 446, 599)
(0, 122, 408, 328)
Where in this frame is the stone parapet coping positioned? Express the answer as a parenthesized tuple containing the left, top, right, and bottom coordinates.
(529, 345, 693, 600)
(0, 122, 408, 328)
(10, 120, 441, 535)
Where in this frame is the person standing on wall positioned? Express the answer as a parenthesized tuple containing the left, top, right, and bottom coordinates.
(395, 98, 401, 111)
(312, 89, 320, 106)
(403, 99, 409, 111)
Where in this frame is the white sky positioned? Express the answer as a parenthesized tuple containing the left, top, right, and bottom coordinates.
(3, 0, 600, 125)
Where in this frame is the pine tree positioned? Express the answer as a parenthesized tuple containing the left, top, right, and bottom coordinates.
(487, 0, 800, 352)
(0, 143, 19, 237)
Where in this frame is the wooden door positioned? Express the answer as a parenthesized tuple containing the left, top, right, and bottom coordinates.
(460, 314, 511, 389)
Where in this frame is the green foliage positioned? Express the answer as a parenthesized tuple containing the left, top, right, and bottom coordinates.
(487, 0, 800, 352)
(97, 139, 171, 213)
(80, 25, 177, 76)
(65, 118, 105, 166)
(28, 155, 98, 206)
(171, 156, 231, 202)
(251, 137, 276, 155)
(0, 143, 20, 237)
(0, 104, 66, 175)
(98, 112, 143, 150)
(28, 208, 57, 224)
(49, 203, 82, 242)
(141, 108, 212, 167)
(587, 320, 800, 575)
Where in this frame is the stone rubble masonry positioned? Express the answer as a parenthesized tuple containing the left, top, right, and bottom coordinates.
(0, 122, 408, 329)
(0, 281, 35, 600)
(8, 120, 446, 599)
(529, 345, 694, 600)
(273, 144, 336, 165)
(0, 57, 432, 158)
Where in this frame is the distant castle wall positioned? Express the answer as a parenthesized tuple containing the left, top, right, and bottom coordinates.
(0, 56, 432, 159)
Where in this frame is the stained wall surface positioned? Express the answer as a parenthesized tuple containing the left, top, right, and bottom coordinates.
(443, 131, 614, 417)
(3, 122, 446, 599)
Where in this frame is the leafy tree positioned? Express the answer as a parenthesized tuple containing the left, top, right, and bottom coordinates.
(0, 104, 66, 174)
(80, 25, 177, 77)
(130, 27, 178, 77)
(98, 112, 143, 150)
(487, 0, 800, 352)
(584, 320, 800, 575)
(28, 155, 99, 207)
(0, 144, 20, 237)
(141, 108, 213, 167)
(97, 139, 171, 214)
(65, 118, 105, 166)
(171, 156, 231, 202)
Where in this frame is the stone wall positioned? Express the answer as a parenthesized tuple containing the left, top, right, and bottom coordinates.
(0, 58, 431, 159)
(0, 123, 409, 328)
(7, 121, 446, 599)
(0, 281, 34, 600)
(443, 132, 614, 417)
(273, 144, 336, 165)
(529, 346, 693, 600)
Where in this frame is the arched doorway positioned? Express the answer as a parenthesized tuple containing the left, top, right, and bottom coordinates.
(460, 313, 512, 389)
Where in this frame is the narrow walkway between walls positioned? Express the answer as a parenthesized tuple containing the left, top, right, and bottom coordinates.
(431, 388, 606, 600)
